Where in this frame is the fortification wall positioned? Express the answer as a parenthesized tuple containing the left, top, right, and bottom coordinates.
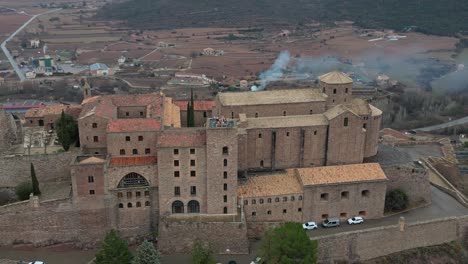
(316, 216, 468, 263)
(383, 164, 431, 205)
(0, 151, 75, 187)
(158, 219, 249, 254)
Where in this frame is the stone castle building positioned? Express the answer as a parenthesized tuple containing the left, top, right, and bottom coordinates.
(69, 71, 387, 252)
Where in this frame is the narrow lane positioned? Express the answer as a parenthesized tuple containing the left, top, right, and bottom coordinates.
(1, 8, 62, 81)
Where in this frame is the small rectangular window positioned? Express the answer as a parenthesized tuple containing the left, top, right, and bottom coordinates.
(341, 191, 349, 199)
(223, 147, 229, 155)
(132, 149, 138, 155)
(363, 123, 367, 129)
(190, 186, 197, 195)
(173, 149, 179, 155)
(340, 212, 347, 218)
(138, 136, 143, 141)
(320, 193, 329, 201)
(223, 183, 227, 191)
(174, 160, 179, 166)
(224, 195, 227, 203)
(203, 111, 207, 117)
(223, 171, 228, 179)
(120, 149, 126, 155)
(145, 148, 150, 154)
(144, 191, 149, 196)
(190, 149, 196, 154)
(136, 191, 141, 197)
(125, 112, 129, 116)
(125, 136, 130, 142)
(88, 176, 94, 183)
(190, 171, 196, 177)
(89, 190, 95, 195)
(93, 136, 99, 142)
(139, 111, 144, 116)
(344, 117, 349, 127)
(283, 209, 287, 214)
(362, 190, 370, 197)
(314, 130, 317, 135)
(174, 187, 180, 196)
(127, 192, 132, 198)
(174, 171, 180, 177)
(117, 192, 123, 198)
(92, 123, 97, 128)
(190, 160, 196, 166)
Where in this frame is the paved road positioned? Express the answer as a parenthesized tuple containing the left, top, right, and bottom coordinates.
(306, 186, 468, 237)
(0, 8, 61, 81)
(415, 116, 468, 132)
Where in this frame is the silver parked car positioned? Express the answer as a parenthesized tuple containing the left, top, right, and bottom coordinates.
(322, 217, 340, 228)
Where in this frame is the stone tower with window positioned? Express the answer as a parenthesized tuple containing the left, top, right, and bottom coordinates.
(82, 79, 92, 99)
(319, 71, 353, 109)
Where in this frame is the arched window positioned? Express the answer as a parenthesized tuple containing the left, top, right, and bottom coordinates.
(188, 200, 200, 213)
(252, 199, 256, 204)
(222, 146, 229, 155)
(172, 200, 184, 213)
(117, 173, 149, 188)
(259, 199, 264, 204)
(127, 202, 133, 208)
(223, 159, 228, 167)
(291, 196, 295, 201)
(136, 201, 141, 207)
(275, 197, 280, 202)
(267, 198, 272, 203)
(145, 201, 150, 206)
(298, 195, 303, 200)
(118, 203, 123, 208)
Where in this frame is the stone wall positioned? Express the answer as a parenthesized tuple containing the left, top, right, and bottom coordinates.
(158, 217, 249, 254)
(0, 197, 109, 248)
(382, 164, 431, 205)
(0, 106, 21, 153)
(315, 216, 467, 263)
(0, 151, 75, 187)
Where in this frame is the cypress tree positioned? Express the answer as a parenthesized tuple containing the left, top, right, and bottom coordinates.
(30, 163, 40, 195)
(187, 89, 195, 127)
(55, 110, 78, 151)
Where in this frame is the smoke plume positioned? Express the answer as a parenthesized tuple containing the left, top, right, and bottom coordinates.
(251, 50, 291, 91)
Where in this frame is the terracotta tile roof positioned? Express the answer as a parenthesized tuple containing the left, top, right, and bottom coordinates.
(380, 128, 410, 140)
(110, 156, 157, 166)
(319, 71, 353, 84)
(157, 128, 206, 147)
(80, 156, 105, 164)
(344, 98, 371, 116)
(25, 104, 82, 118)
(218, 89, 326, 106)
(173, 100, 216, 111)
(237, 170, 302, 198)
(79, 94, 165, 120)
(297, 163, 387, 186)
(107, 119, 161, 132)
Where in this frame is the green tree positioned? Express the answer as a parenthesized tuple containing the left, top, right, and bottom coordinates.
(191, 240, 216, 264)
(385, 189, 409, 212)
(55, 111, 78, 151)
(15, 181, 32, 201)
(30, 163, 40, 195)
(187, 89, 195, 127)
(259, 222, 318, 264)
(95, 230, 132, 264)
(132, 240, 161, 264)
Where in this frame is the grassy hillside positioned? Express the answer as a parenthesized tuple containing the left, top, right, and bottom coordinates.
(98, 0, 468, 35)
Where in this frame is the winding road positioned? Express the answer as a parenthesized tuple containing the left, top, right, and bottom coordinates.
(1, 8, 61, 81)
(414, 116, 468, 132)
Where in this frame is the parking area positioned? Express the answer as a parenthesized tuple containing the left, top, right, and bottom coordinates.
(306, 186, 468, 237)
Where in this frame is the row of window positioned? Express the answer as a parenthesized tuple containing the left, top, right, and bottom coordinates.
(174, 170, 197, 177)
(118, 201, 150, 208)
(125, 135, 145, 142)
(120, 148, 151, 155)
(320, 190, 369, 201)
(174, 184, 228, 196)
(258, 130, 318, 139)
(117, 190, 150, 198)
(173, 159, 196, 167)
(174, 148, 196, 155)
(244, 195, 303, 205)
(322, 88, 349, 94)
(251, 207, 302, 216)
(171, 200, 229, 214)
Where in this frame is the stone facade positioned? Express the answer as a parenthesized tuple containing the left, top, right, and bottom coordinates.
(0, 105, 21, 153)
(383, 164, 431, 205)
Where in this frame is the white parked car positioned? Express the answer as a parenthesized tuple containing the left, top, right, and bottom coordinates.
(29, 262, 45, 264)
(302, 221, 318, 230)
(347, 216, 364, 225)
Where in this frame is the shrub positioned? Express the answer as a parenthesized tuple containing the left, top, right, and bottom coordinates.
(15, 182, 32, 201)
(385, 189, 409, 212)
